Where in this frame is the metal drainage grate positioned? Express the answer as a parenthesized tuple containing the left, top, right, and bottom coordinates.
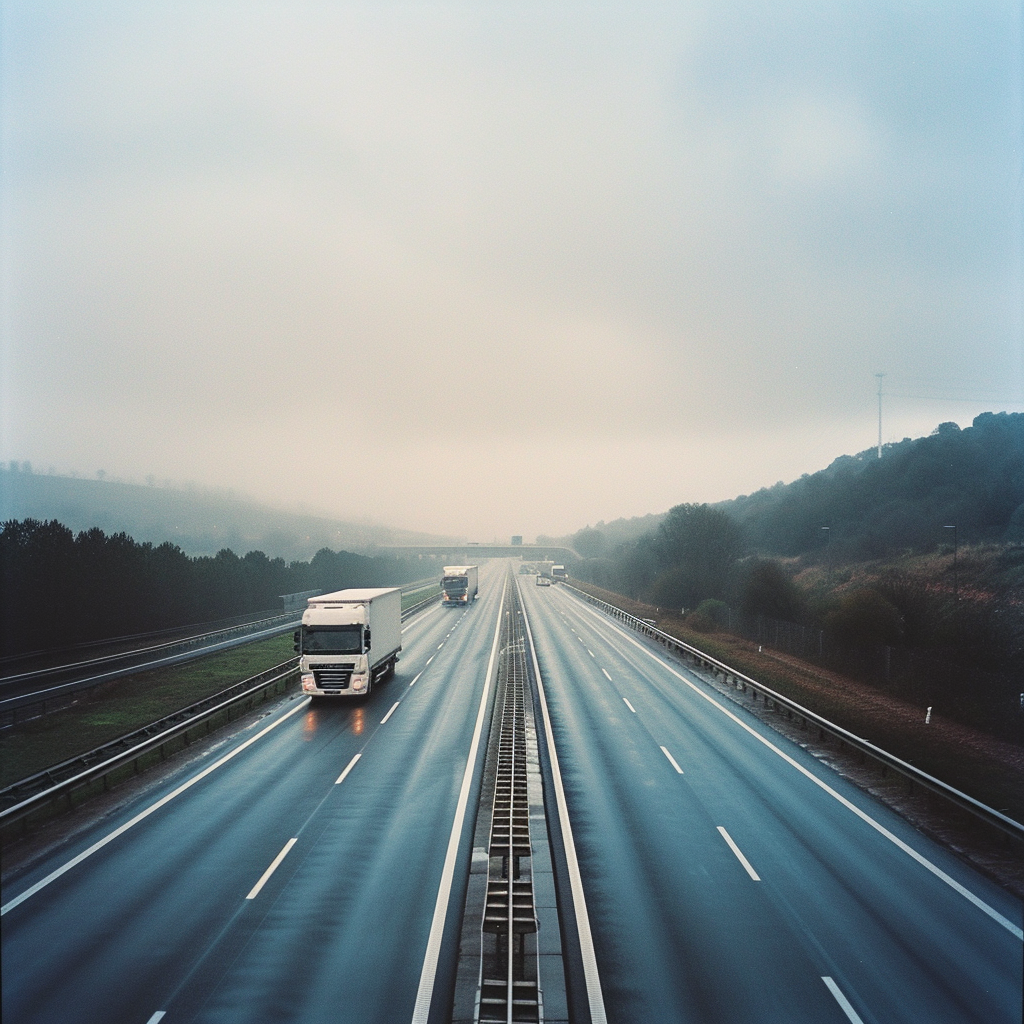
(479, 590, 540, 1024)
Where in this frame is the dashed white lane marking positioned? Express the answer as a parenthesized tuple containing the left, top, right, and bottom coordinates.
(437, 642, 444, 649)
(380, 701, 400, 724)
(822, 977, 865, 1023)
(335, 753, 361, 785)
(587, 649, 595, 657)
(1, 697, 312, 916)
(246, 838, 297, 900)
(717, 826, 760, 881)
(660, 745, 684, 774)
(145, 1013, 166, 1024)
(409, 671, 423, 687)
(623, 698, 637, 714)
(570, 597, 1024, 941)
(426, 656, 434, 665)
(602, 669, 612, 681)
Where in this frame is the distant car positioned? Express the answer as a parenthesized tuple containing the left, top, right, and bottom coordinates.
(536, 576, 551, 586)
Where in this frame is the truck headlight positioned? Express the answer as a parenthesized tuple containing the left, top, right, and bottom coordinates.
(352, 676, 367, 692)
(301, 673, 316, 691)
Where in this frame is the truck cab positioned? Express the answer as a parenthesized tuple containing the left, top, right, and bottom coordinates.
(296, 588, 402, 697)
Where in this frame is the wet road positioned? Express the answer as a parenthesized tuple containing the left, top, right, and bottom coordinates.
(2, 563, 507, 1024)
(519, 579, 1023, 1024)
(4, 565, 1021, 1024)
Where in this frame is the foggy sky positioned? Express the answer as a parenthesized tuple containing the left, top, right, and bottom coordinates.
(2, 2, 1022, 540)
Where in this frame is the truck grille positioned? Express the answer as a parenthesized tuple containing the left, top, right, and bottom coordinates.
(313, 666, 353, 689)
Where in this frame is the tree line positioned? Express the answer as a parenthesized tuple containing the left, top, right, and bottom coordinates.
(721, 411, 1024, 559)
(569, 414, 1024, 734)
(0, 519, 424, 658)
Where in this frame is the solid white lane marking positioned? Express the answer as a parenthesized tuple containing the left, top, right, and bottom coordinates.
(1, 697, 312, 916)
(602, 668, 612, 681)
(145, 1014, 166, 1024)
(335, 753, 361, 785)
(409, 671, 423, 687)
(520, 583, 608, 1023)
(246, 838, 298, 900)
(718, 826, 760, 880)
(571, 597, 1024, 941)
(822, 977, 865, 1024)
(381, 701, 400, 724)
(623, 698, 636, 714)
(411, 580, 506, 1024)
(660, 745, 684, 774)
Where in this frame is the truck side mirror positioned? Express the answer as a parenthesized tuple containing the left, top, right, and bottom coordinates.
(363, 628, 372, 651)
(293, 630, 301, 653)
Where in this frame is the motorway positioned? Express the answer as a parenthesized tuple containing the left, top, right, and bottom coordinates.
(2, 562, 507, 1024)
(2, 561, 1022, 1024)
(520, 579, 1023, 1024)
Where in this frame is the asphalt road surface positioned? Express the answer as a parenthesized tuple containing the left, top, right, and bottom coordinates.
(519, 579, 1022, 1024)
(3, 563, 1021, 1024)
(2, 562, 507, 1024)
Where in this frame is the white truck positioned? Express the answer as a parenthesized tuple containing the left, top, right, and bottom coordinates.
(551, 564, 567, 582)
(441, 565, 479, 607)
(295, 588, 402, 697)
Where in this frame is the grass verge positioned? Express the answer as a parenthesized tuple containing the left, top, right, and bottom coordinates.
(0, 635, 295, 790)
(402, 584, 439, 609)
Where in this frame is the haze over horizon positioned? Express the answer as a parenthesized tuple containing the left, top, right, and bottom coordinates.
(2, 2, 1022, 540)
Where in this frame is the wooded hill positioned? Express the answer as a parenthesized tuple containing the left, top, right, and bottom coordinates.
(569, 413, 1023, 739)
(0, 469, 454, 561)
(718, 412, 1024, 559)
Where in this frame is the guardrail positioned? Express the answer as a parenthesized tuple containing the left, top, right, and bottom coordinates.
(0, 660, 300, 837)
(563, 583, 1024, 846)
(1, 610, 298, 689)
(2, 585, 444, 729)
(0, 590, 445, 835)
(0, 615, 302, 725)
(402, 590, 442, 617)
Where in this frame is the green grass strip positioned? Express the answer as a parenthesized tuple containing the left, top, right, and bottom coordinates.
(402, 584, 439, 609)
(0, 635, 295, 790)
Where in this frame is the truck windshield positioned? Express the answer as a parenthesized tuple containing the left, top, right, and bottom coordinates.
(302, 625, 362, 654)
(443, 578, 467, 592)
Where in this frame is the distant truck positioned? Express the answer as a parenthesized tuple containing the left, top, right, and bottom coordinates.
(441, 565, 479, 607)
(295, 588, 402, 697)
(551, 565, 568, 582)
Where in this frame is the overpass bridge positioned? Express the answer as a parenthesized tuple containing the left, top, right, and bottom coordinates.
(379, 544, 580, 564)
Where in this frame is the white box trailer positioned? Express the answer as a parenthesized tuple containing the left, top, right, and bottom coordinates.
(441, 565, 479, 607)
(296, 588, 402, 697)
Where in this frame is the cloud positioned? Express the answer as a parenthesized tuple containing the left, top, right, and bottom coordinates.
(2, 1, 1020, 537)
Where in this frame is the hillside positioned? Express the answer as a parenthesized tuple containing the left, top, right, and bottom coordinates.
(568, 413, 1024, 739)
(0, 469, 454, 560)
(718, 412, 1024, 559)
